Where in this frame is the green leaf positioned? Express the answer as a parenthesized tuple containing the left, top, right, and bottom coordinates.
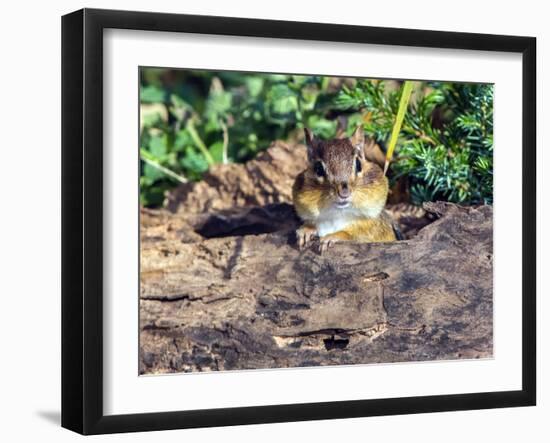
(169, 93, 192, 121)
(268, 84, 298, 115)
(141, 85, 165, 103)
(306, 115, 336, 139)
(209, 141, 225, 163)
(174, 129, 192, 150)
(142, 112, 162, 128)
(143, 162, 163, 181)
(180, 147, 209, 174)
(148, 135, 168, 158)
(245, 77, 264, 97)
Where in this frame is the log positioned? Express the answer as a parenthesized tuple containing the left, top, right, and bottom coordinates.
(139, 201, 493, 374)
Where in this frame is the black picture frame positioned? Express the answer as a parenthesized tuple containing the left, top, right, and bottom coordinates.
(61, 8, 537, 435)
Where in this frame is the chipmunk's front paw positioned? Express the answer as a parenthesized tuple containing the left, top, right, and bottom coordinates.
(318, 232, 350, 254)
(319, 236, 338, 254)
(296, 225, 318, 249)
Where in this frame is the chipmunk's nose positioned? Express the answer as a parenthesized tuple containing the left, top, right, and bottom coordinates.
(336, 182, 351, 199)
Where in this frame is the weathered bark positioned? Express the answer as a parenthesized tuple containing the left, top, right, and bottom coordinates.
(140, 201, 493, 374)
(165, 141, 308, 213)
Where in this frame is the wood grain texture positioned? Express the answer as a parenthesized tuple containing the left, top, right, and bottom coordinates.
(139, 201, 493, 374)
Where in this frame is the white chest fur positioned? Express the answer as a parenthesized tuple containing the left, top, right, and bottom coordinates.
(314, 206, 378, 237)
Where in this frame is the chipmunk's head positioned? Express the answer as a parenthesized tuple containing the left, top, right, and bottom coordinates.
(303, 126, 388, 214)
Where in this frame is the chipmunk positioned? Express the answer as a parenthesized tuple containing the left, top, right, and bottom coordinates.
(292, 126, 396, 252)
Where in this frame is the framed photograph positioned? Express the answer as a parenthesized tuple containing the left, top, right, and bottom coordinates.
(61, 8, 536, 435)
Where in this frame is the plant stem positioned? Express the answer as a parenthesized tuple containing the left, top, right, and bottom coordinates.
(220, 119, 229, 164)
(186, 119, 215, 165)
(384, 80, 414, 175)
(140, 149, 188, 184)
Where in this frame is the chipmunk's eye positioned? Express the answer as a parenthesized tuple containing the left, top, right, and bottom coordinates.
(355, 157, 362, 174)
(313, 161, 325, 177)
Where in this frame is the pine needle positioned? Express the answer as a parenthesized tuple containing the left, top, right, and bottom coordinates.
(384, 81, 414, 175)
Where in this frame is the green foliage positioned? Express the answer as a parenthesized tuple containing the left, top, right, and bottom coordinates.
(335, 80, 493, 205)
(140, 69, 493, 207)
(139, 69, 340, 206)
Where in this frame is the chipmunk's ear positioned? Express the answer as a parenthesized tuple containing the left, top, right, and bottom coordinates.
(335, 116, 347, 139)
(364, 137, 386, 168)
(304, 128, 320, 160)
(350, 125, 365, 160)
